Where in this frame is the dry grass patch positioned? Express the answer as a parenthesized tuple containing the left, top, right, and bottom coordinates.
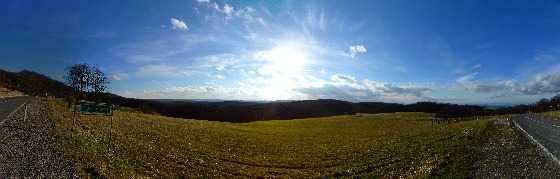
(0, 87, 23, 98)
(540, 110, 560, 119)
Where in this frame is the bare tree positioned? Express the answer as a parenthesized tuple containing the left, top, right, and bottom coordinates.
(64, 63, 91, 103)
(90, 65, 110, 102)
(64, 63, 110, 104)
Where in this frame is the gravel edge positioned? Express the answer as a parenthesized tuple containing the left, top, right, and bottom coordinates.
(470, 118, 560, 177)
(0, 98, 78, 178)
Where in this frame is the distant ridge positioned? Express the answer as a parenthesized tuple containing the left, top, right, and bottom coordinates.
(10, 68, 551, 123)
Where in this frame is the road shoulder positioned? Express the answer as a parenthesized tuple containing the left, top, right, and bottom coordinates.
(470, 118, 560, 177)
(0, 98, 77, 177)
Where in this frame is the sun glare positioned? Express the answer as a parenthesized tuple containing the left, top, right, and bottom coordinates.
(255, 45, 310, 100)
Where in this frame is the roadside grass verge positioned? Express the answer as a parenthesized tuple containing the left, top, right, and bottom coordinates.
(45, 98, 495, 178)
(540, 110, 560, 119)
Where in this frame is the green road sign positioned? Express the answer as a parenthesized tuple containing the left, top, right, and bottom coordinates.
(76, 102, 113, 115)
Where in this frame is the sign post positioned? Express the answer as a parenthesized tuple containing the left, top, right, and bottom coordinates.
(73, 100, 114, 152)
(76, 101, 113, 116)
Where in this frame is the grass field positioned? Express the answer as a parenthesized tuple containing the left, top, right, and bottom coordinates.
(44, 98, 494, 178)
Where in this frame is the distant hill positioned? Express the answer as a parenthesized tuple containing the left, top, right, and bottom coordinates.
(0, 69, 72, 98)
(1, 69, 495, 122)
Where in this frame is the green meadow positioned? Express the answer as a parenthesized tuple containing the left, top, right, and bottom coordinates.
(44, 98, 494, 178)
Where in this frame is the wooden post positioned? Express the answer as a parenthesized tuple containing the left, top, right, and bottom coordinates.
(108, 116, 113, 152)
(71, 106, 76, 139)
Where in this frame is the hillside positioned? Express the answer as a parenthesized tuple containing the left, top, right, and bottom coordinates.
(0, 69, 71, 98)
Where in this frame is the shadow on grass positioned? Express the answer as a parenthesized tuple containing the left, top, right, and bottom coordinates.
(85, 167, 102, 178)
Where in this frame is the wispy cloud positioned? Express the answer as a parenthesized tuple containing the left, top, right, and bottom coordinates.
(170, 18, 188, 30)
(111, 75, 122, 81)
(471, 64, 482, 69)
(151, 80, 169, 85)
(89, 31, 117, 38)
(306, 6, 326, 31)
(517, 48, 560, 75)
(196, 0, 247, 22)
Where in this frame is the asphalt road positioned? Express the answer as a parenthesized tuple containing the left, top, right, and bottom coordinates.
(512, 113, 560, 166)
(0, 96, 34, 122)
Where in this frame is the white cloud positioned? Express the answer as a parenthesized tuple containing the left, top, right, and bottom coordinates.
(363, 80, 431, 97)
(207, 74, 225, 79)
(331, 74, 356, 84)
(293, 77, 433, 103)
(170, 18, 188, 30)
(224, 4, 234, 17)
(126, 86, 259, 100)
(195, 0, 210, 3)
(349, 45, 367, 58)
(111, 75, 122, 81)
(455, 70, 560, 95)
(520, 71, 560, 94)
(211, 2, 220, 11)
(456, 73, 477, 85)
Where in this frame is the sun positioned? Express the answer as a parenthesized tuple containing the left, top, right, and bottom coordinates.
(254, 45, 310, 100)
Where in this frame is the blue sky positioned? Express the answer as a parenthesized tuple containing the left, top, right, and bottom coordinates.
(2, 0, 560, 105)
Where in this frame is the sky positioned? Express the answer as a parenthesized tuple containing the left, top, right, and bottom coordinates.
(2, 0, 560, 105)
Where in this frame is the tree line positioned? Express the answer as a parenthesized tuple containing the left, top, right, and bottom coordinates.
(101, 94, 492, 123)
(493, 94, 560, 115)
